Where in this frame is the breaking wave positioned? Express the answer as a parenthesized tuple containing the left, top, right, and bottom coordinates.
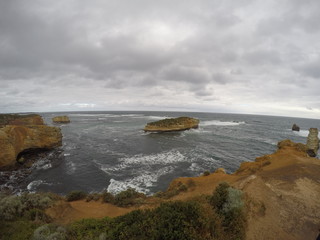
(201, 120, 245, 126)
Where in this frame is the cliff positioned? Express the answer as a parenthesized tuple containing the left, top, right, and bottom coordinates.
(0, 114, 62, 168)
(144, 117, 199, 132)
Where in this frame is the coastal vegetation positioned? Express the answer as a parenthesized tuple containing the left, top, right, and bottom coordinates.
(0, 183, 246, 240)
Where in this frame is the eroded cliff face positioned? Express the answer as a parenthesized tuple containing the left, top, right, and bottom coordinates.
(0, 114, 62, 168)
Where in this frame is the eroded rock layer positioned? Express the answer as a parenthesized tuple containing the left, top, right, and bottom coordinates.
(52, 116, 70, 123)
(0, 114, 62, 168)
(306, 128, 319, 155)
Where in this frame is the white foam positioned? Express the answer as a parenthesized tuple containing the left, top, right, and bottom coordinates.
(27, 180, 43, 191)
(188, 163, 203, 172)
(64, 153, 71, 157)
(107, 166, 173, 194)
(292, 130, 309, 137)
(201, 120, 245, 126)
(102, 150, 186, 173)
(33, 159, 52, 170)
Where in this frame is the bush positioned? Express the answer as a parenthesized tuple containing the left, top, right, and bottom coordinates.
(203, 171, 211, 176)
(210, 182, 246, 240)
(114, 188, 146, 207)
(66, 191, 87, 202)
(86, 193, 101, 202)
(101, 191, 115, 204)
(24, 208, 52, 223)
(66, 200, 224, 240)
(67, 218, 111, 240)
(33, 224, 67, 240)
(0, 193, 56, 221)
(0, 220, 40, 240)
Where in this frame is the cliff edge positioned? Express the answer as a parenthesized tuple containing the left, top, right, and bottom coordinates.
(0, 114, 62, 168)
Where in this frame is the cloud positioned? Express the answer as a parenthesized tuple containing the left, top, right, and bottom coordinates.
(0, 0, 320, 118)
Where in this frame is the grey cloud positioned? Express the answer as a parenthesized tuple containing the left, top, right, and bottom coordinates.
(0, 0, 320, 118)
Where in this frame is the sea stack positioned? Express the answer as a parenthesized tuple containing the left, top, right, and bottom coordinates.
(52, 116, 70, 123)
(306, 128, 319, 157)
(292, 123, 300, 131)
(144, 117, 199, 133)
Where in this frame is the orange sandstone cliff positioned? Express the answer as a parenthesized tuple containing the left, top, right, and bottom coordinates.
(0, 114, 62, 168)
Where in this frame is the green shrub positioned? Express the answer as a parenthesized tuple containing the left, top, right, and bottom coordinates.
(24, 208, 52, 223)
(66, 201, 223, 240)
(0, 193, 56, 220)
(114, 188, 146, 207)
(67, 218, 111, 240)
(101, 191, 115, 204)
(86, 193, 101, 202)
(0, 220, 40, 240)
(66, 191, 87, 202)
(210, 182, 246, 240)
(33, 224, 67, 240)
(203, 171, 211, 176)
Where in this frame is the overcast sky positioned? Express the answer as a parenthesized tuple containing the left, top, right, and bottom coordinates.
(1, 0, 320, 118)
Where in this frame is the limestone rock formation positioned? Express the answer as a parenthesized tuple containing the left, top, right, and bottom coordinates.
(306, 128, 319, 157)
(0, 114, 44, 126)
(52, 116, 70, 123)
(0, 114, 62, 168)
(292, 123, 300, 131)
(144, 117, 199, 132)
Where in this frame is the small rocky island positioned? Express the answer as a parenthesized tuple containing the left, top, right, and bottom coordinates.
(144, 117, 199, 132)
(52, 115, 70, 123)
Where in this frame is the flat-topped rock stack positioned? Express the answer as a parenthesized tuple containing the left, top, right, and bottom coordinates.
(144, 117, 199, 133)
(52, 116, 70, 123)
(306, 128, 319, 157)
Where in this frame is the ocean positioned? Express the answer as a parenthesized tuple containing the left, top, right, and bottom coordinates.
(2, 111, 319, 195)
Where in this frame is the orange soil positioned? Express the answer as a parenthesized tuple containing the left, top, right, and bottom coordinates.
(46, 140, 320, 240)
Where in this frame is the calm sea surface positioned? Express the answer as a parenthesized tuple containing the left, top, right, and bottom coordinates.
(2, 111, 320, 195)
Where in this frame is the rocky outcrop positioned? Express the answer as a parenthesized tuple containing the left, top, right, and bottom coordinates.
(52, 116, 70, 123)
(292, 123, 300, 131)
(144, 117, 199, 132)
(0, 114, 62, 168)
(0, 114, 44, 126)
(306, 128, 319, 157)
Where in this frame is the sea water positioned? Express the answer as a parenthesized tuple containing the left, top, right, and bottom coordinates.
(2, 111, 320, 195)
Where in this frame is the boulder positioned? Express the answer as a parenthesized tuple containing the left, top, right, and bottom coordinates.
(144, 117, 199, 132)
(292, 123, 300, 131)
(0, 114, 62, 168)
(52, 116, 70, 123)
(306, 128, 319, 156)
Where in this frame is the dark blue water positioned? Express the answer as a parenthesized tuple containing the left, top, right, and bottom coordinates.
(5, 111, 320, 195)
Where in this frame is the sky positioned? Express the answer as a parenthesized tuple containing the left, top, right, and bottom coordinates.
(0, 0, 320, 118)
